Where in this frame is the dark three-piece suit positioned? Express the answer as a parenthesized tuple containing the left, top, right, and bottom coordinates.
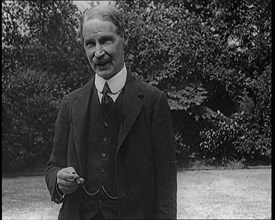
(45, 72, 177, 219)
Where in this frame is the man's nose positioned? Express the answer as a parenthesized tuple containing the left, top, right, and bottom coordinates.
(95, 44, 105, 58)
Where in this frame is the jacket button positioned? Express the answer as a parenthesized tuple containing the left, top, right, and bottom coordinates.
(102, 137, 107, 142)
(104, 122, 108, 127)
(101, 168, 105, 173)
(102, 153, 106, 158)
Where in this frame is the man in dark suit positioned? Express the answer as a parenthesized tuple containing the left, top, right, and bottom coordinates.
(45, 4, 177, 220)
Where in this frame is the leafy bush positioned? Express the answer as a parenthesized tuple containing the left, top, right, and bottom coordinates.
(232, 112, 271, 165)
(199, 110, 241, 165)
(2, 0, 89, 173)
(198, 109, 271, 166)
(2, 69, 65, 172)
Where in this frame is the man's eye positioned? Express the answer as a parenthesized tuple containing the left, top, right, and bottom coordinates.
(86, 41, 95, 47)
(101, 38, 113, 44)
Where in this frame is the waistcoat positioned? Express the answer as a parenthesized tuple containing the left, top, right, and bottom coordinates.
(80, 87, 124, 219)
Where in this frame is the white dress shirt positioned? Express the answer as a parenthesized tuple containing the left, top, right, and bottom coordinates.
(95, 65, 127, 103)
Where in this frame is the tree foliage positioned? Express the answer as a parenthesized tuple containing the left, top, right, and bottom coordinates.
(2, 0, 90, 172)
(117, 0, 271, 166)
(2, 0, 271, 172)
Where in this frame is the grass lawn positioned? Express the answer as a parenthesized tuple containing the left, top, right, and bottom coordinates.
(2, 175, 61, 220)
(177, 168, 271, 219)
(2, 168, 271, 219)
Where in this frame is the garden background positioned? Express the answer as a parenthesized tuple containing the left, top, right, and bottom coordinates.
(2, 0, 271, 174)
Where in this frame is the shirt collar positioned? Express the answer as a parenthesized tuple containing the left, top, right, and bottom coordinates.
(95, 65, 127, 94)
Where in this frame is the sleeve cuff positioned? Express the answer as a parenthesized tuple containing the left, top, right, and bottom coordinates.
(54, 184, 65, 204)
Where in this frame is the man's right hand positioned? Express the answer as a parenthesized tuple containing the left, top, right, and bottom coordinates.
(57, 167, 85, 194)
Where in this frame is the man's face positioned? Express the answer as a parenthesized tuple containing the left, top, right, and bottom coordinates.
(83, 18, 126, 80)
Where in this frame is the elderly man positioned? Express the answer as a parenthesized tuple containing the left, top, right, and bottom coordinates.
(45, 4, 177, 220)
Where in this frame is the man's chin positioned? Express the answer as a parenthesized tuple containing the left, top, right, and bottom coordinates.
(96, 69, 114, 80)
(95, 62, 111, 72)
(97, 64, 109, 70)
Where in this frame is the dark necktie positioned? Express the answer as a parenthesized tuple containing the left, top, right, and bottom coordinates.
(101, 82, 114, 114)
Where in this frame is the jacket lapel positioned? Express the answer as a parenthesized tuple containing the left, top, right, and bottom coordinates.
(72, 77, 95, 176)
(116, 74, 144, 154)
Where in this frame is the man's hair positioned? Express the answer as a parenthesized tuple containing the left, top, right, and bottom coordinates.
(82, 5, 126, 37)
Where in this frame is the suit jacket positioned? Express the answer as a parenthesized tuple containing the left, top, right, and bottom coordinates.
(45, 73, 177, 219)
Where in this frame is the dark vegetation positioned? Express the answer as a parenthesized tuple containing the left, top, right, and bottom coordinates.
(2, 0, 271, 173)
